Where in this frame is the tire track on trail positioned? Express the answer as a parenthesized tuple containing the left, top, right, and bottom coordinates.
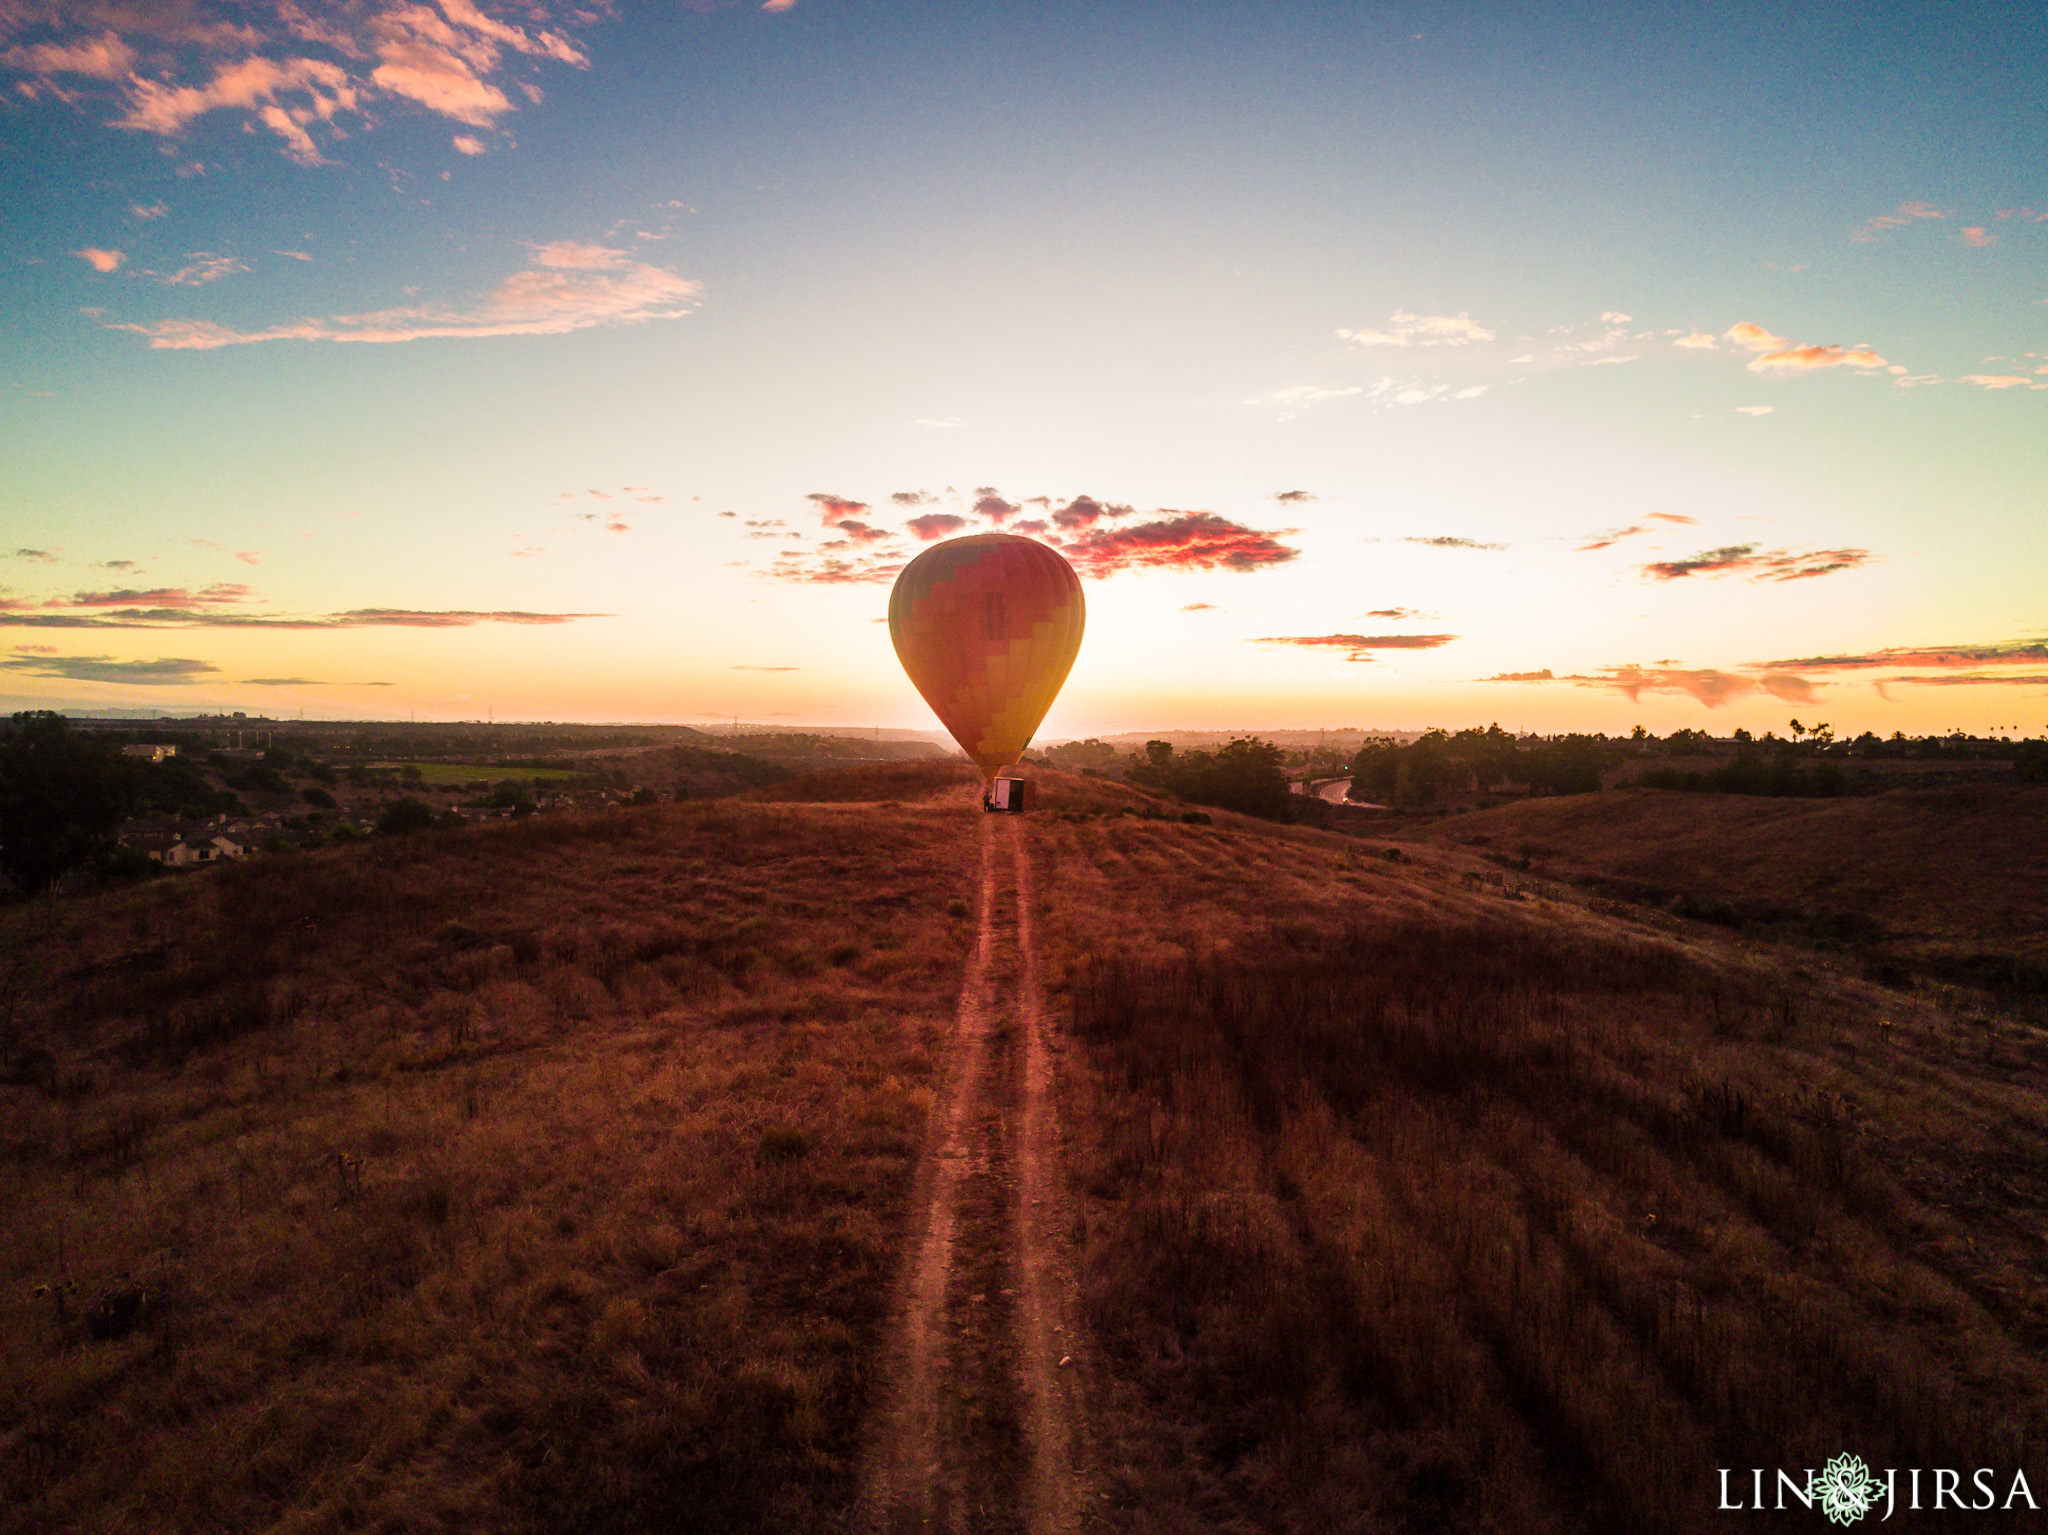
(859, 815, 1092, 1533)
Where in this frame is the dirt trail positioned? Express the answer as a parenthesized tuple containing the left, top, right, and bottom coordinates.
(859, 816, 1091, 1533)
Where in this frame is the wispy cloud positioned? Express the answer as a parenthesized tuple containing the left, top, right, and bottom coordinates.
(1489, 665, 1816, 707)
(51, 583, 252, 610)
(1673, 332, 1718, 350)
(12, 548, 60, 564)
(1254, 632, 1457, 662)
(1273, 489, 1316, 503)
(1959, 374, 2040, 390)
(144, 253, 248, 286)
(1642, 544, 1874, 582)
(1961, 226, 1997, 248)
(1395, 535, 1506, 551)
(1337, 309, 1495, 347)
(1756, 642, 2048, 673)
(0, 604, 608, 630)
(0, 653, 218, 684)
(104, 242, 698, 349)
(1851, 200, 1948, 243)
(1734, 405, 1775, 415)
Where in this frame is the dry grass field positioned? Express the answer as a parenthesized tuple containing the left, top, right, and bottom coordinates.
(4, 762, 2045, 1533)
(1023, 773, 2048, 1531)
(0, 780, 986, 1534)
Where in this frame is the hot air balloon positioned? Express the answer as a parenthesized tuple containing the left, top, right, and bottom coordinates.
(888, 533, 1085, 787)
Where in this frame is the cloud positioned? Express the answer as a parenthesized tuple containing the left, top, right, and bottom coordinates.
(52, 583, 252, 609)
(1734, 405, 1775, 415)
(12, 548, 60, 563)
(1646, 513, 1696, 525)
(240, 676, 322, 685)
(890, 490, 933, 507)
(806, 492, 868, 526)
(0, 653, 217, 685)
(1885, 672, 2048, 688)
(1577, 525, 1651, 552)
(972, 491, 1019, 524)
(75, 247, 124, 272)
(1059, 512, 1298, 577)
(105, 243, 699, 348)
(1181, 602, 1217, 612)
(117, 54, 361, 164)
(762, 0, 800, 11)
(1485, 670, 1556, 683)
(1338, 309, 1495, 347)
(1852, 201, 1948, 242)
(1673, 332, 1718, 349)
(1363, 608, 1428, 619)
(904, 513, 967, 541)
(4, 31, 135, 78)
(452, 133, 487, 155)
(1961, 226, 1996, 248)
(731, 665, 798, 671)
(1756, 642, 2048, 673)
(1399, 536, 1506, 551)
(1749, 343, 1887, 373)
(274, 249, 312, 260)
(0, 604, 607, 630)
(1960, 374, 2035, 390)
(828, 521, 891, 545)
(1723, 322, 1788, 352)
(1273, 489, 1316, 503)
(130, 200, 167, 220)
(1050, 495, 1133, 530)
(767, 556, 906, 586)
(1254, 633, 1458, 662)
(1641, 544, 1874, 582)
(146, 252, 248, 286)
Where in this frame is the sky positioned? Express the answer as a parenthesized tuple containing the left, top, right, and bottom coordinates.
(1, 0, 2044, 740)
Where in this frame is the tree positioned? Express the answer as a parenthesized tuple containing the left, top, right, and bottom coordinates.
(0, 712, 135, 896)
(376, 797, 437, 835)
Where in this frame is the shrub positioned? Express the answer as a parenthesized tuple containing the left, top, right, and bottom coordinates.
(375, 798, 436, 836)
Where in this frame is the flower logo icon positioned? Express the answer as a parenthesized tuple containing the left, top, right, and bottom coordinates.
(1816, 1453, 1882, 1525)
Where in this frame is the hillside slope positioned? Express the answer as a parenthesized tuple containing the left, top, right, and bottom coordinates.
(1388, 783, 2048, 975)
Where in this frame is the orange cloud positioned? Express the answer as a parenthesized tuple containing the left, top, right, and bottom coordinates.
(1748, 343, 1887, 373)
(806, 493, 868, 526)
(1723, 321, 1788, 351)
(75, 247, 124, 272)
(1337, 309, 1495, 347)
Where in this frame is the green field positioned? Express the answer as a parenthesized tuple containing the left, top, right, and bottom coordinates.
(362, 761, 579, 784)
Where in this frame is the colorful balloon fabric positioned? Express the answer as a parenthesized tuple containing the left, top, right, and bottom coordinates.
(888, 534, 1086, 781)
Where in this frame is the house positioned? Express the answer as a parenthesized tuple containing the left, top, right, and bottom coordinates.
(121, 744, 178, 762)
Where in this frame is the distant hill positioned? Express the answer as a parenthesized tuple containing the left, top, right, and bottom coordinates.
(1388, 782, 2048, 987)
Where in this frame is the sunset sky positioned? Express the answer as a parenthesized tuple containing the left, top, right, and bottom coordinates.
(2, 0, 2044, 739)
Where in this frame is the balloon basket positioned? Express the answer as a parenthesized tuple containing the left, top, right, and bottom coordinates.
(983, 776, 1030, 814)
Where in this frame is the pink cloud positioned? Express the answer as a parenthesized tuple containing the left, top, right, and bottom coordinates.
(1960, 374, 2033, 390)
(904, 512, 967, 541)
(4, 32, 135, 78)
(806, 492, 868, 526)
(1851, 201, 1948, 242)
(1645, 512, 1697, 524)
(1059, 512, 1299, 577)
(75, 247, 124, 272)
(105, 245, 700, 348)
(1961, 227, 1996, 248)
(972, 490, 1019, 523)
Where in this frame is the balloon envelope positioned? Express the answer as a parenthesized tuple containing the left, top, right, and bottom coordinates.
(888, 534, 1085, 781)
